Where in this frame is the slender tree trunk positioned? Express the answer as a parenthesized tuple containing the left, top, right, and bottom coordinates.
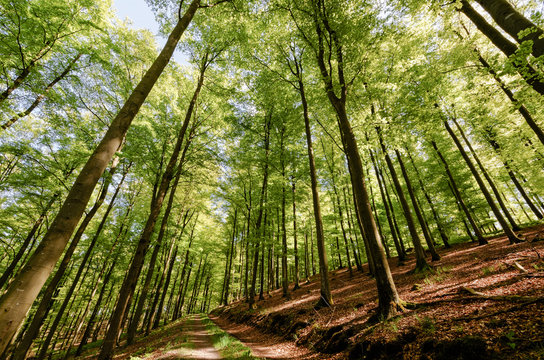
(127, 130, 194, 343)
(98, 46, 206, 360)
(291, 179, 300, 290)
(75, 262, 115, 356)
(484, 135, 543, 220)
(1, 53, 82, 130)
(369, 148, 405, 261)
(432, 141, 487, 244)
(476, 52, 544, 146)
(459, 0, 544, 95)
(474, 0, 544, 58)
(367, 178, 390, 260)
(249, 116, 271, 306)
(11, 160, 122, 360)
(0, 3, 200, 352)
(223, 209, 237, 305)
(172, 222, 195, 321)
(259, 209, 267, 300)
(452, 119, 520, 231)
(152, 244, 178, 330)
(36, 167, 128, 359)
(395, 149, 440, 261)
(0, 193, 58, 290)
(444, 120, 522, 244)
(279, 126, 290, 299)
(405, 149, 450, 248)
(377, 129, 429, 270)
(343, 187, 363, 270)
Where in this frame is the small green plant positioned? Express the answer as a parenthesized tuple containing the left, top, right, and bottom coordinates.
(481, 265, 495, 276)
(201, 315, 260, 359)
(421, 316, 436, 334)
(503, 330, 517, 350)
(454, 325, 464, 334)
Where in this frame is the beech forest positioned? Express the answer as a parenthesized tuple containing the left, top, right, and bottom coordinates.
(1, 0, 543, 359)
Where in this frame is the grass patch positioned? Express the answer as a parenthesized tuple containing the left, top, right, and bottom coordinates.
(201, 315, 260, 359)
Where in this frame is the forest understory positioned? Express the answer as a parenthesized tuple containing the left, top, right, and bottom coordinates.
(211, 225, 544, 360)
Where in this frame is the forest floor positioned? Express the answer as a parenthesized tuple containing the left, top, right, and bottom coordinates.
(211, 225, 544, 360)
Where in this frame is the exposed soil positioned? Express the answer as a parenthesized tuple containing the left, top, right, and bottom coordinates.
(211, 225, 544, 360)
(80, 315, 221, 360)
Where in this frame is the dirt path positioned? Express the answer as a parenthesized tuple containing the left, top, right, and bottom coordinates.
(209, 314, 319, 360)
(144, 315, 221, 360)
(181, 315, 222, 360)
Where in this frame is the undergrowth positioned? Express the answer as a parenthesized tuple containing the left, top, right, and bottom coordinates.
(201, 315, 260, 359)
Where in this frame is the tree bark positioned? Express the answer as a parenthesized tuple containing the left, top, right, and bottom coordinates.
(459, 0, 544, 95)
(369, 148, 405, 261)
(444, 120, 522, 244)
(1, 53, 82, 131)
(291, 179, 300, 290)
(395, 149, 440, 261)
(279, 125, 290, 299)
(248, 116, 271, 306)
(431, 141, 487, 244)
(405, 149, 450, 248)
(474, 0, 544, 58)
(377, 129, 429, 270)
(0, 193, 58, 290)
(452, 118, 520, 231)
(98, 42, 205, 360)
(222, 209, 237, 305)
(36, 166, 128, 359)
(476, 52, 544, 146)
(0, 2, 200, 353)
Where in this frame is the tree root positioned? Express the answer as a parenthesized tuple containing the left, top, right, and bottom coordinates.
(457, 286, 540, 302)
(453, 297, 544, 321)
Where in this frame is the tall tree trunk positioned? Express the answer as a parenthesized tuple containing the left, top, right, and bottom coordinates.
(369, 148, 405, 261)
(474, 0, 544, 58)
(405, 149, 450, 248)
(75, 262, 115, 356)
(248, 116, 271, 306)
(259, 209, 267, 301)
(36, 167, 128, 359)
(98, 46, 206, 360)
(1, 53, 82, 131)
(127, 130, 194, 344)
(452, 118, 520, 231)
(222, 209, 237, 305)
(476, 52, 544, 146)
(459, 0, 544, 95)
(11, 159, 123, 360)
(486, 136, 543, 219)
(172, 221, 195, 320)
(343, 187, 363, 270)
(291, 179, 300, 290)
(444, 120, 522, 244)
(377, 129, 429, 270)
(0, 193, 59, 290)
(431, 141, 487, 244)
(152, 243, 178, 329)
(395, 149, 440, 261)
(367, 178, 390, 260)
(0, 2, 200, 352)
(279, 126, 290, 299)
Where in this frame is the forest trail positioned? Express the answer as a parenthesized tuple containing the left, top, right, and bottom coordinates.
(95, 315, 223, 360)
(210, 314, 314, 359)
(175, 315, 222, 360)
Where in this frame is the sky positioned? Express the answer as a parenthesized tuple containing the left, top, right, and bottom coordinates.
(112, 0, 189, 65)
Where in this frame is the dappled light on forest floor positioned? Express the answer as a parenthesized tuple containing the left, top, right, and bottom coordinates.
(212, 225, 544, 359)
